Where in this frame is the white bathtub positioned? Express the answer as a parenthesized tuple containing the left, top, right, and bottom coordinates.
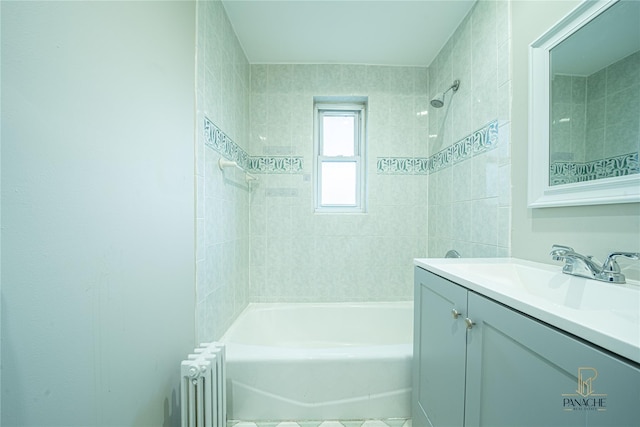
(220, 301, 413, 421)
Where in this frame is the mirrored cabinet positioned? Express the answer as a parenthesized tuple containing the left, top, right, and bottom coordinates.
(528, 0, 640, 207)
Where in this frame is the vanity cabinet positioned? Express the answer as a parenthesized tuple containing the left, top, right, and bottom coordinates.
(413, 266, 640, 427)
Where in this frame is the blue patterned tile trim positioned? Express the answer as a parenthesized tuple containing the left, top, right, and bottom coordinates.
(247, 156, 304, 173)
(377, 120, 499, 175)
(204, 117, 304, 174)
(550, 151, 639, 185)
(204, 116, 251, 169)
(377, 157, 429, 174)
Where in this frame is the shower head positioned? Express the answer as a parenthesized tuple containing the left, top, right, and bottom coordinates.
(430, 93, 445, 108)
(430, 79, 460, 108)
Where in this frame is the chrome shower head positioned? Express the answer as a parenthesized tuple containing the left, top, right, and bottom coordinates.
(430, 93, 445, 108)
(430, 79, 460, 108)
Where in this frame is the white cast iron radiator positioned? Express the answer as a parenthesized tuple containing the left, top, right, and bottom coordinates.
(180, 342, 226, 427)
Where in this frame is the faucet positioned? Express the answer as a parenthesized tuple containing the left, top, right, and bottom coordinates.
(550, 244, 640, 284)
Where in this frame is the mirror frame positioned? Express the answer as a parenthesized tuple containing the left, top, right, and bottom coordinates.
(528, 0, 640, 208)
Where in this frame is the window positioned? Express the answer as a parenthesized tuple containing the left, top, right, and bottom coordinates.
(314, 101, 366, 213)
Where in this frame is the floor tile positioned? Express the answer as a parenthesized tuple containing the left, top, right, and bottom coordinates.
(384, 419, 408, 427)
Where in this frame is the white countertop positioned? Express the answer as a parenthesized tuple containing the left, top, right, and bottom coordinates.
(414, 257, 640, 364)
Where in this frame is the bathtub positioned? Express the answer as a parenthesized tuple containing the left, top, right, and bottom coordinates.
(220, 301, 413, 421)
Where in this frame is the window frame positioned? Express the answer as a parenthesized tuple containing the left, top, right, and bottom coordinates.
(313, 101, 367, 213)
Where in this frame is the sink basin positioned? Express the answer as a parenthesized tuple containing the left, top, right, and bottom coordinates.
(444, 260, 640, 314)
(414, 257, 640, 363)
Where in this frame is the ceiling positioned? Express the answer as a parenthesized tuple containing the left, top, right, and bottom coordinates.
(221, 0, 476, 67)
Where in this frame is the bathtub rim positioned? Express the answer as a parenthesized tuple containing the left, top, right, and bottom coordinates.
(219, 300, 414, 361)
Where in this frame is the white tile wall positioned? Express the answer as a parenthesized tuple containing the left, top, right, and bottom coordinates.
(195, 0, 514, 340)
(196, 0, 252, 342)
(249, 65, 429, 302)
(427, 0, 512, 258)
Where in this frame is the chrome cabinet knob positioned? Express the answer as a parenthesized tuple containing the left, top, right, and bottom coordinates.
(452, 309, 461, 319)
(465, 318, 475, 329)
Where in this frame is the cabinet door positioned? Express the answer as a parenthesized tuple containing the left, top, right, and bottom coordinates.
(413, 267, 468, 427)
(464, 292, 640, 427)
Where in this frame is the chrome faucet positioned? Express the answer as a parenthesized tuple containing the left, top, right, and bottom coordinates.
(550, 244, 640, 284)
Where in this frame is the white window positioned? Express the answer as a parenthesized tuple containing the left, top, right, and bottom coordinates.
(314, 101, 366, 213)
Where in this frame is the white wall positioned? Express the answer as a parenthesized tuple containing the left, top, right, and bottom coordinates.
(1, 1, 196, 425)
(510, 0, 640, 279)
(0, 1, 3, 420)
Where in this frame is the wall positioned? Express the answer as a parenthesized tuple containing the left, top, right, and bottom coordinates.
(583, 50, 639, 162)
(426, 0, 512, 258)
(195, 0, 252, 341)
(0, 1, 3, 420)
(550, 74, 587, 163)
(511, 0, 640, 279)
(1, 1, 196, 425)
(551, 50, 640, 166)
(249, 65, 429, 301)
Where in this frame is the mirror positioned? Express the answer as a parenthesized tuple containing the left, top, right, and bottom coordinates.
(529, 0, 640, 207)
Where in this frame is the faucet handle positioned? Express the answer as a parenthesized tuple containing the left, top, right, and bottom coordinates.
(598, 252, 640, 284)
(550, 244, 575, 260)
(602, 252, 640, 272)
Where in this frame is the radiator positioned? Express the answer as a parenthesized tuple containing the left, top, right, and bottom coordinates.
(180, 342, 226, 427)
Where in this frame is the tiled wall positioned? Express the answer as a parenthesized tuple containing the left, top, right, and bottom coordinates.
(551, 74, 587, 163)
(550, 50, 640, 184)
(248, 65, 430, 302)
(426, 0, 512, 258)
(584, 50, 639, 162)
(195, 0, 516, 337)
(196, 0, 251, 342)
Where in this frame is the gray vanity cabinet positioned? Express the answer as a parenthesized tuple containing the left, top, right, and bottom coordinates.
(412, 266, 467, 427)
(413, 266, 640, 427)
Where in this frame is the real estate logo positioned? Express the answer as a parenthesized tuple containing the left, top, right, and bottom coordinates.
(562, 367, 607, 411)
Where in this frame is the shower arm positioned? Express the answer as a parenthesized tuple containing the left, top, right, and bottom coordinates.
(431, 79, 461, 108)
(443, 79, 460, 96)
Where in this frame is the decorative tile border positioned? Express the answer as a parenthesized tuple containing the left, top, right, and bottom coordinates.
(204, 116, 304, 174)
(376, 120, 499, 175)
(377, 157, 430, 175)
(550, 151, 639, 185)
(247, 156, 304, 174)
(204, 116, 251, 169)
(206, 116, 501, 176)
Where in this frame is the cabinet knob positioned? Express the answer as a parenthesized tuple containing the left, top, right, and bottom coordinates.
(465, 317, 475, 329)
(452, 309, 461, 319)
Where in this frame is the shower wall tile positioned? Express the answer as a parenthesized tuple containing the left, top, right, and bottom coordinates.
(195, 0, 518, 328)
(498, 164, 512, 207)
(471, 242, 499, 258)
(551, 50, 639, 182)
(195, 0, 251, 342)
(427, 0, 512, 258)
(376, 120, 499, 178)
(249, 65, 430, 303)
